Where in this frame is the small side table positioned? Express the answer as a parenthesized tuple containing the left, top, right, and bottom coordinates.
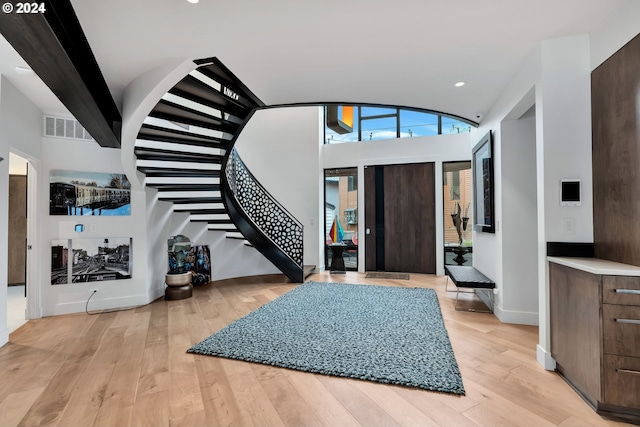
(165, 272, 193, 300)
(329, 243, 347, 274)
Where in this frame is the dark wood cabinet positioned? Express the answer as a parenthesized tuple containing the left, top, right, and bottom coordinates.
(549, 260, 640, 423)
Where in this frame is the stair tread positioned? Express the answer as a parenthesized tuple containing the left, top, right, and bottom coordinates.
(137, 124, 229, 148)
(148, 183, 220, 191)
(158, 196, 223, 203)
(170, 76, 249, 120)
(134, 147, 223, 163)
(194, 60, 264, 109)
(139, 169, 221, 178)
(180, 208, 227, 214)
(150, 100, 239, 134)
(172, 197, 223, 204)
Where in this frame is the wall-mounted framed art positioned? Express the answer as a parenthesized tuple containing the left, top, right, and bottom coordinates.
(49, 170, 131, 216)
(51, 237, 132, 285)
(472, 130, 495, 233)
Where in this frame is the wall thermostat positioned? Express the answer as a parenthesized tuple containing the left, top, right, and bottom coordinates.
(560, 179, 581, 206)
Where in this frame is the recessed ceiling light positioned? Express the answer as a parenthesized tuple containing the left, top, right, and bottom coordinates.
(15, 66, 34, 75)
(454, 81, 466, 87)
(187, 0, 199, 3)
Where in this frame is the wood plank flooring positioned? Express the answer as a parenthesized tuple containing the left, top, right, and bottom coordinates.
(0, 272, 634, 427)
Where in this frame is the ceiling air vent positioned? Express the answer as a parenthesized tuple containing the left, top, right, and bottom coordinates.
(43, 115, 94, 141)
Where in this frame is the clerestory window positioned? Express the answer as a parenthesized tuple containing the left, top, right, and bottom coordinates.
(324, 105, 475, 144)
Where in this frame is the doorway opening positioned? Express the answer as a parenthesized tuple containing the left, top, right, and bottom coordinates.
(7, 152, 28, 333)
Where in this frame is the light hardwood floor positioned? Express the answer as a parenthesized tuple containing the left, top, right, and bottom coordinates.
(0, 272, 634, 427)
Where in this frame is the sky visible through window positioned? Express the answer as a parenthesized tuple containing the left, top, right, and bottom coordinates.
(325, 106, 473, 144)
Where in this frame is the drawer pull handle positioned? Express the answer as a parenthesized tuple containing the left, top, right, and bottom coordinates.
(617, 369, 640, 376)
(615, 318, 640, 325)
(614, 289, 640, 295)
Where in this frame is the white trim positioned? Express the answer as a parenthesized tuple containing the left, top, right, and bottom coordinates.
(48, 293, 150, 316)
(493, 304, 539, 325)
(25, 158, 41, 319)
(537, 344, 557, 371)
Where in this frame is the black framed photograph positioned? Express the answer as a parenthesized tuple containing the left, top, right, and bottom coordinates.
(50, 237, 132, 285)
(472, 131, 495, 233)
(49, 170, 131, 216)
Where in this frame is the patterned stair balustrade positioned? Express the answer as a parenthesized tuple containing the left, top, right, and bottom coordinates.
(223, 148, 304, 282)
(135, 57, 305, 282)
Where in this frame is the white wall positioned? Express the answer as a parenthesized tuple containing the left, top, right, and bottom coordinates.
(0, 77, 43, 345)
(590, 0, 640, 70)
(500, 105, 538, 323)
(40, 138, 150, 315)
(160, 201, 280, 282)
(473, 13, 640, 369)
(323, 132, 473, 275)
(235, 106, 322, 269)
(474, 35, 594, 367)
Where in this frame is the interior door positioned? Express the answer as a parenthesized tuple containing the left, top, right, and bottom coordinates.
(365, 163, 436, 274)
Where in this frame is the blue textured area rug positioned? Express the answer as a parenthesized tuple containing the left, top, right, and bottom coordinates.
(188, 281, 465, 395)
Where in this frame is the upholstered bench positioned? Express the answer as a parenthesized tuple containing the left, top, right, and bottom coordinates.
(444, 265, 495, 313)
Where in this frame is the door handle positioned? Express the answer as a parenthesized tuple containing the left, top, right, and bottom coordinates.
(366, 228, 371, 235)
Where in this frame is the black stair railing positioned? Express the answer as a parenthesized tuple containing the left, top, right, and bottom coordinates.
(222, 147, 304, 282)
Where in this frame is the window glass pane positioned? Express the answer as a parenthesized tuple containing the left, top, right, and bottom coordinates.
(443, 161, 473, 266)
(441, 117, 472, 134)
(360, 106, 397, 117)
(348, 175, 358, 191)
(361, 117, 397, 141)
(324, 106, 477, 144)
(400, 110, 438, 137)
(450, 170, 460, 200)
(325, 106, 359, 144)
(324, 168, 358, 270)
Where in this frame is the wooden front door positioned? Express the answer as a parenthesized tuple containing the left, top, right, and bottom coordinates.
(364, 163, 436, 274)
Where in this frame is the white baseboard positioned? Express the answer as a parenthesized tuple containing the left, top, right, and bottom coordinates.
(475, 290, 539, 325)
(492, 304, 539, 325)
(46, 293, 151, 316)
(537, 344, 557, 371)
(0, 328, 8, 348)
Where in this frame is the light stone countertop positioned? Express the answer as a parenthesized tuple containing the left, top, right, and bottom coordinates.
(547, 256, 640, 276)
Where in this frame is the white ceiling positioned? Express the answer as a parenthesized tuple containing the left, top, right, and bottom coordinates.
(0, 0, 631, 123)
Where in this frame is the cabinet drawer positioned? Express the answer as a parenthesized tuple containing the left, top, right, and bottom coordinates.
(603, 354, 640, 408)
(603, 276, 640, 305)
(603, 304, 640, 356)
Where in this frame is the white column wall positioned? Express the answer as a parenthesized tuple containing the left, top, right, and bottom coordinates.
(0, 77, 43, 346)
(474, 16, 639, 368)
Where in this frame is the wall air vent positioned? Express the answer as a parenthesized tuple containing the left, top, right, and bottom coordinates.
(43, 115, 94, 141)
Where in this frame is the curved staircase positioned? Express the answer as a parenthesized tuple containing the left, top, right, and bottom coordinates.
(134, 58, 308, 282)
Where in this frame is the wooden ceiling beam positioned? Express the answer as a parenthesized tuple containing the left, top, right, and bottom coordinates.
(0, 0, 121, 148)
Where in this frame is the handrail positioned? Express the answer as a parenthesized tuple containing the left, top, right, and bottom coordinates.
(224, 147, 304, 269)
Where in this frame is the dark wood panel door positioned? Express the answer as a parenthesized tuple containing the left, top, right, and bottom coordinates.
(364, 166, 377, 271)
(364, 163, 436, 274)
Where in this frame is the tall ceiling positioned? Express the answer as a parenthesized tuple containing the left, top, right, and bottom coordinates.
(0, 0, 631, 124)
